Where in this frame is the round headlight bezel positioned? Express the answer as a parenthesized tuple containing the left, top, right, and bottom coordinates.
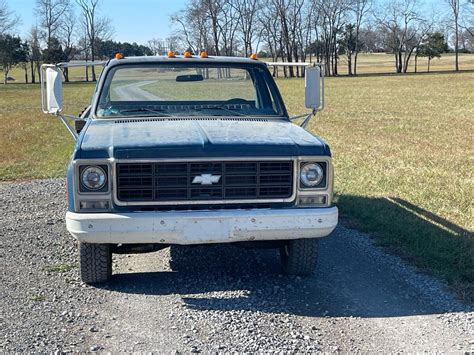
(300, 163, 324, 188)
(81, 165, 107, 191)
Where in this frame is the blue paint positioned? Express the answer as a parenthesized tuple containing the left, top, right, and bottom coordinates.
(75, 119, 330, 159)
(66, 156, 75, 212)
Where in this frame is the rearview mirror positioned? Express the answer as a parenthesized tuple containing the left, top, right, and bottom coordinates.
(176, 74, 204, 82)
(305, 66, 322, 110)
(41, 66, 63, 114)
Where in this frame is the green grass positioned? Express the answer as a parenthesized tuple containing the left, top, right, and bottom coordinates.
(0, 59, 473, 301)
(43, 264, 77, 273)
(279, 73, 474, 300)
(141, 78, 255, 101)
(0, 83, 92, 180)
(30, 295, 47, 302)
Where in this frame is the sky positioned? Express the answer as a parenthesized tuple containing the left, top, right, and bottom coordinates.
(10, 0, 449, 44)
(11, 0, 188, 44)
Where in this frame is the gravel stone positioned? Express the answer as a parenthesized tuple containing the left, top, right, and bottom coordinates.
(1, 179, 472, 352)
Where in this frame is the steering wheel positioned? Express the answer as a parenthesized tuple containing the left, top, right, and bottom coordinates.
(222, 98, 252, 106)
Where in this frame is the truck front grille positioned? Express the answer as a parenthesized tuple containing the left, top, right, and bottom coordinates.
(116, 160, 294, 204)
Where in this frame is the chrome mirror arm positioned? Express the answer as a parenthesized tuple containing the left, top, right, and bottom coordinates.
(56, 113, 80, 141)
(289, 108, 317, 129)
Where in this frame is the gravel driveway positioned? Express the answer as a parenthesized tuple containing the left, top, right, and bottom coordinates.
(1, 179, 472, 352)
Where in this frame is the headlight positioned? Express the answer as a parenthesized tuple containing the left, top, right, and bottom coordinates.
(81, 166, 107, 191)
(300, 163, 324, 187)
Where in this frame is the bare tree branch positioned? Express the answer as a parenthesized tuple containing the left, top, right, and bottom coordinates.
(0, 0, 20, 35)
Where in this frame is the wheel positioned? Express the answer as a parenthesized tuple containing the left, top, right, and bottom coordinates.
(79, 242, 112, 284)
(280, 238, 319, 276)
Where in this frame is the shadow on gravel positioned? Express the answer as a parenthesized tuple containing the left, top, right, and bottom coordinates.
(98, 225, 466, 318)
(337, 195, 473, 303)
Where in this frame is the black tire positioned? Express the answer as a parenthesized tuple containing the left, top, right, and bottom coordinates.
(79, 242, 112, 284)
(280, 238, 319, 276)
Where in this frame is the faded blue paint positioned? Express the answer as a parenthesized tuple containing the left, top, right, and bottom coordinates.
(75, 119, 330, 159)
(66, 153, 76, 212)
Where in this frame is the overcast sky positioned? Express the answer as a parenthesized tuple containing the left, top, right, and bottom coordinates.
(11, 0, 188, 43)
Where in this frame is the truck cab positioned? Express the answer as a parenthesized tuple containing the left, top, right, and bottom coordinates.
(41, 54, 338, 284)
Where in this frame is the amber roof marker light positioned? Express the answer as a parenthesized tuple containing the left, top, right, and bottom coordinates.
(115, 53, 124, 59)
(250, 53, 258, 60)
(167, 51, 176, 58)
(183, 51, 192, 58)
(200, 51, 209, 58)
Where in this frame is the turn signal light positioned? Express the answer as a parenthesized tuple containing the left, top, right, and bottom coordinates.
(200, 51, 208, 58)
(115, 53, 124, 59)
(298, 195, 327, 206)
(79, 200, 110, 211)
(183, 51, 192, 58)
(167, 51, 176, 58)
(250, 53, 258, 60)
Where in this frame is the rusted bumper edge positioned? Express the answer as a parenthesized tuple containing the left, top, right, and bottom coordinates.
(65, 207, 338, 245)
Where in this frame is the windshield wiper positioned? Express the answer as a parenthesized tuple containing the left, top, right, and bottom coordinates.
(191, 106, 244, 116)
(118, 108, 173, 117)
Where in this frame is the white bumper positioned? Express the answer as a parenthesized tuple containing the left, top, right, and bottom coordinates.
(66, 207, 338, 245)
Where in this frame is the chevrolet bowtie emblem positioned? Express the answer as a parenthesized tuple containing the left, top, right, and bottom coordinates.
(192, 174, 221, 185)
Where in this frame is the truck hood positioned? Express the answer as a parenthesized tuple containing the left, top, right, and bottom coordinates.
(76, 118, 330, 159)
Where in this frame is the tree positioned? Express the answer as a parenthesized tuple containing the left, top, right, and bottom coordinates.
(59, 8, 77, 81)
(340, 24, 357, 75)
(271, 0, 307, 77)
(375, 0, 428, 73)
(76, 0, 113, 81)
(35, 0, 71, 50)
(418, 32, 447, 72)
(317, 0, 352, 76)
(19, 41, 30, 83)
(462, 0, 474, 36)
(41, 36, 67, 63)
(230, 0, 261, 56)
(27, 26, 42, 84)
(147, 38, 167, 56)
(171, 0, 211, 54)
(0, 0, 20, 34)
(351, 0, 372, 75)
(446, 0, 461, 70)
(0, 34, 28, 84)
(201, 0, 225, 55)
(259, 2, 281, 66)
(97, 40, 153, 58)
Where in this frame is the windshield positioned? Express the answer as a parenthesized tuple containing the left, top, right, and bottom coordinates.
(96, 64, 284, 118)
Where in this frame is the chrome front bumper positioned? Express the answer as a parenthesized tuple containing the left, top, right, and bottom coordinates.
(66, 207, 338, 245)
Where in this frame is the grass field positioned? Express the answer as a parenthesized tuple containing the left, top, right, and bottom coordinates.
(5, 53, 474, 83)
(0, 57, 473, 300)
(324, 52, 474, 75)
(280, 72, 473, 299)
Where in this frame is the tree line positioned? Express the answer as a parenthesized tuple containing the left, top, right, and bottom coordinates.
(171, 0, 474, 77)
(0, 0, 473, 84)
(0, 0, 151, 84)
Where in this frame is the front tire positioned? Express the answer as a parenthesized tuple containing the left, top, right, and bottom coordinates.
(79, 242, 112, 284)
(280, 238, 319, 276)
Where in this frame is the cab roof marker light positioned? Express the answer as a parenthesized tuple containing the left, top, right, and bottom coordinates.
(183, 51, 192, 58)
(167, 51, 176, 58)
(115, 53, 124, 59)
(250, 53, 258, 60)
(200, 51, 208, 58)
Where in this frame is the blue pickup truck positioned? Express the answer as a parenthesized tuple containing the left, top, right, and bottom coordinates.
(41, 54, 338, 284)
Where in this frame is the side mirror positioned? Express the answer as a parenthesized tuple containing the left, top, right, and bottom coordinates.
(41, 66, 63, 114)
(305, 66, 323, 110)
